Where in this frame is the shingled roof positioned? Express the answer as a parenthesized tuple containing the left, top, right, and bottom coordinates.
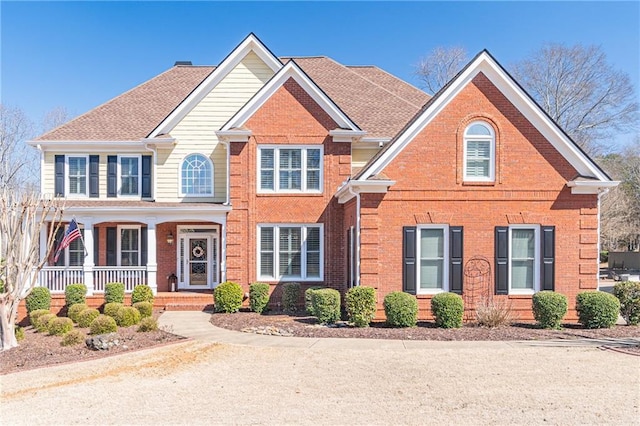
(36, 55, 429, 141)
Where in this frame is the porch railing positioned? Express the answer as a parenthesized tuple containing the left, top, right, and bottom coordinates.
(38, 267, 84, 293)
(93, 267, 147, 292)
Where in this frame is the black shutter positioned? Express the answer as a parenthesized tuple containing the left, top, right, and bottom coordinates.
(89, 155, 99, 197)
(54, 227, 65, 266)
(54, 155, 65, 196)
(107, 156, 117, 197)
(403, 226, 417, 295)
(450, 226, 463, 295)
(495, 226, 509, 295)
(93, 226, 100, 266)
(106, 227, 117, 266)
(541, 226, 555, 291)
(141, 226, 148, 266)
(141, 155, 152, 198)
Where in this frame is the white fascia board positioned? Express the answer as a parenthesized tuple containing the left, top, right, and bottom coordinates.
(567, 180, 620, 194)
(335, 179, 395, 204)
(148, 34, 282, 138)
(329, 129, 367, 142)
(221, 61, 360, 132)
(140, 137, 176, 147)
(215, 129, 253, 142)
(360, 52, 612, 183)
(26, 140, 147, 152)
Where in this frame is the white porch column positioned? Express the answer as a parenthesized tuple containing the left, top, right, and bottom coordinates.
(220, 216, 227, 283)
(81, 217, 94, 295)
(146, 218, 158, 295)
(39, 226, 48, 266)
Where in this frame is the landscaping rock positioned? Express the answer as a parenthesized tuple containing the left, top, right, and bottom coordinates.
(240, 326, 293, 337)
(85, 333, 120, 350)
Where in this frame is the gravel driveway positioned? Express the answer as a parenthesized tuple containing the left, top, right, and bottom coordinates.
(1, 339, 638, 425)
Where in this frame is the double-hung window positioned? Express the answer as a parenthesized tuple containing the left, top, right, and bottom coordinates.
(55, 226, 85, 266)
(258, 224, 323, 280)
(258, 146, 322, 193)
(463, 121, 495, 182)
(118, 226, 140, 266)
(416, 225, 449, 293)
(118, 156, 141, 196)
(509, 225, 540, 294)
(66, 156, 89, 197)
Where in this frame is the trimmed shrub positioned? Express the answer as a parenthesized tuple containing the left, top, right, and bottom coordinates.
(90, 314, 117, 335)
(384, 292, 418, 328)
(137, 317, 159, 332)
(131, 284, 154, 305)
(29, 309, 51, 327)
(68, 303, 89, 324)
(282, 282, 301, 313)
(77, 308, 100, 328)
(104, 282, 125, 304)
(576, 291, 620, 329)
(65, 283, 87, 307)
(116, 306, 141, 327)
(431, 292, 464, 329)
(612, 281, 640, 326)
(311, 288, 341, 324)
(214, 281, 244, 313)
(26, 287, 51, 313)
(61, 329, 84, 346)
(532, 291, 568, 329)
(475, 297, 516, 327)
(133, 301, 153, 318)
(345, 286, 377, 327)
(249, 282, 270, 314)
(48, 317, 74, 336)
(305, 286, 324, 316)
(15, 325, 25, 342)
(34, 313, 56, 333)
(103, 302, 124, 319)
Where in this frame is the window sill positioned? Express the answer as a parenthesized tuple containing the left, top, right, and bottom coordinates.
(256, 193, 324, 197)
(508, 293, 535, 299)
(462, 181, 496, 186)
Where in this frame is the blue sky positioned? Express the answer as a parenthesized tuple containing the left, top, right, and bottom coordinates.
(2, 1, 639, 145)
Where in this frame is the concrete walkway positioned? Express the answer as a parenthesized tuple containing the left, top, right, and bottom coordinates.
(158, 311, 640, 350)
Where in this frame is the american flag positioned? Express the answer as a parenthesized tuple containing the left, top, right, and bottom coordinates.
(53, 219, 82, 263)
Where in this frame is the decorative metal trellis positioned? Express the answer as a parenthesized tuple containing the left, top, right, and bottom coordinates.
(463, 256, 492, 321)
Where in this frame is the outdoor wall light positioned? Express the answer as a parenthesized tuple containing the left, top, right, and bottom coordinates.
(166, 231, 174, 245)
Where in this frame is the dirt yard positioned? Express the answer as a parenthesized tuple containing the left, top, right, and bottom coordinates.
(1, 339, 638, 425)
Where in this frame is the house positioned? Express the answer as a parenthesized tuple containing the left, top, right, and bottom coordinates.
(28, 34, 616, 320)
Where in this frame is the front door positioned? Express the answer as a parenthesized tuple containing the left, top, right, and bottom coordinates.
(178, 229, 218, 289)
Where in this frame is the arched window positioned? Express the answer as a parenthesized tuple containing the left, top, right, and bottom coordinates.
(181, 154, 213, 196)
(463, 121, 495, 182)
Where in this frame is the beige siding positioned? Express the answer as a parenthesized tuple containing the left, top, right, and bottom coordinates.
(158, 51, 275, 202)
(352, 147, 381, 170)
(43, 152, 56, 195)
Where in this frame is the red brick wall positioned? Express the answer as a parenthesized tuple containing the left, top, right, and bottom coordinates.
(226, 78, 351, 292)
(358, 73, 599, 321)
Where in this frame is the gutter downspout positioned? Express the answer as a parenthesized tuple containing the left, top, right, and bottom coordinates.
(36, 144, 44, 194)
(220, 141, 231, 205)
(347, 184, 361, 287)
(143, 143, 157, 200)
(596, 188, 609, 290)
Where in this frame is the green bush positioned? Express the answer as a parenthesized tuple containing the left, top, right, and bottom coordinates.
(65, 283, 87, 307)
(133, 301, 153, 318)
(29, 309, 51, 327)
(600, 250, 609, 263)
(345, 286, 377, 327)
(61, 329, 85, 346)
(576, 291, 620, 329)
(214, 281, 244, 313)
(282, 282, 301, 313)
(103, 302, 124, 319)
(77, 308, 100, 328)
(15, 325, 24, 342)
(311, 288, 341, 324)
(612, 281, 640, 326)
(305, 286, 324, 316)
(90, 314, 118, 334)
(431, 292, 464, 328)
(48, 317, 74, 336)
(384, 292, 418, 328)
(68, 303, 89, 324)
(104, 282, 125, 304)
(249, 283, 270, 314)
(34, 313, 56, 333)
(131, 284, 154, 305)
(532, 291, 568, 329)
(137, 317, 159, 332)
(25, 287, 51, 313)
(116, 306, 141, 327)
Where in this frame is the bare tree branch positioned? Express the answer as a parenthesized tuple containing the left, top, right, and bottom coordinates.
(414, 46, 469, 95)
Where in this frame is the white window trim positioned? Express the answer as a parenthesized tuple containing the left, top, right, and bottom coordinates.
(257, 223, 324, 281)
(179, 153, 215, 198)
(65, 155, 89, 198)
(117, 225, 141, 267)
(416, 224, 449, 294)
(117, 155, 142, 198)
(508, 224, 540, 295)
(463, 121, 495, 182)
(257, 145, 324, 194)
